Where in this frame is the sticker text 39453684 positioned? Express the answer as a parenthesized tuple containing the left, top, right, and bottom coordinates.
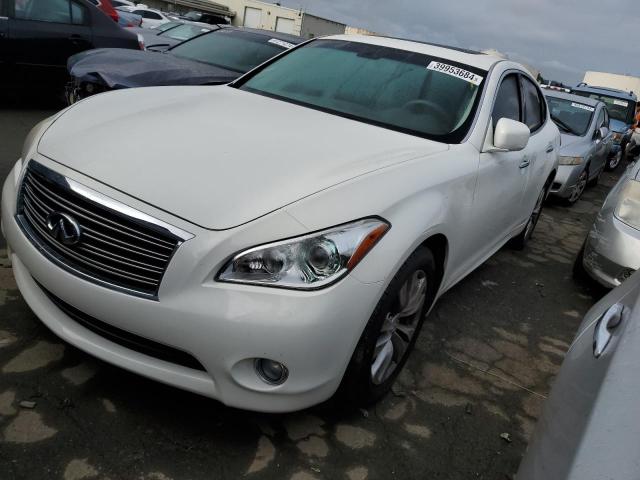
(427, 61, 484, 86)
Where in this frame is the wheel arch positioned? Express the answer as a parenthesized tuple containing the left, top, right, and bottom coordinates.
(420, 233, 448, 294)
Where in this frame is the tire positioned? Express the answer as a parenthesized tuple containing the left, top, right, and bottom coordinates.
(587, 166, 601, 187)
(511, 179, 550, 250)
(565, 169, 588, 205)
(335, 246, 437, 407)
(573, 240, 589, 281)
(606, 150, 623, 171)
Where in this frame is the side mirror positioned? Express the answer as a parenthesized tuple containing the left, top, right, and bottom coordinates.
(493, 118, 530, 152)
(594, 127, 609, 143)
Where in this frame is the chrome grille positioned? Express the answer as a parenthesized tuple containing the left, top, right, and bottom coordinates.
(16, 161, 190, 298)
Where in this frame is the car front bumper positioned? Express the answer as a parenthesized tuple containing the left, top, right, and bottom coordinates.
(2, 159, 385, 412)
(582, 210, 640, 289)
(549, 164, 584, 199)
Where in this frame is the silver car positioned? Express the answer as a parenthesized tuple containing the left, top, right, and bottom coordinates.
(518, 270, 640, 479)
(575, 160, 640, 288)
(545, 91, 612, 204)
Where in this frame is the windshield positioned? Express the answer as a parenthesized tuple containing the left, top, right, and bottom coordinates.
(154, 21, 182, 33)
(546, 97, 594, 136)
(573, 91, 635, 124)
(162, 24, 211, 41)
(171, 30, 290, 74)
(238, 40, 486, 142)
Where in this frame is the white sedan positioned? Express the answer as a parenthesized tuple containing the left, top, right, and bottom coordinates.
(1, 35, 559, 412)
(124, 6, 173, 28)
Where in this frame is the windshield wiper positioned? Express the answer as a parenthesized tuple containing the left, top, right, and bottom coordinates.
(550, 114, 578, 136)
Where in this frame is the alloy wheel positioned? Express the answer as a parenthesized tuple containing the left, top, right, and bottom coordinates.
(371, 270, 427, 385)
(568, 170, 588, 203)
(608, 151, 622, 170)
(524, 186, 546, 240)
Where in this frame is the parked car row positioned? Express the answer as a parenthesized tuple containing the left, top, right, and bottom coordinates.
(65, 27, 301, 103)
(0, 0, 142, 94)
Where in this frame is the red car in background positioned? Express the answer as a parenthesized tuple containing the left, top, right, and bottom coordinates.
(88, 0, 119, 22)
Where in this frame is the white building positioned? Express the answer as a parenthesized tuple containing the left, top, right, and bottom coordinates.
(143, 0, 351, 38)
(583, 71, 640, 95)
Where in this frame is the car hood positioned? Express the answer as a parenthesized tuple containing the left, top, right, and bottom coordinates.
(67, 48, 238, 89)
(38, 86, 448, 230)
(559, 133, 586, 152)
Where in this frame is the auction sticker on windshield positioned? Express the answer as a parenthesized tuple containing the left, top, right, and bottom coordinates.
(427, 61, 484, 86)
(614, 99, 629, 107)
(268, 38, 296, 49)
(571, 102, 595, 112)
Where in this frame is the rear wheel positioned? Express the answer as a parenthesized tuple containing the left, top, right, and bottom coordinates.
(511, 180, 549, 250)
(336, 247, 437, 407)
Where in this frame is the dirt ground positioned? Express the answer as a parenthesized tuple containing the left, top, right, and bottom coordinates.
(0, 105, 621, 480)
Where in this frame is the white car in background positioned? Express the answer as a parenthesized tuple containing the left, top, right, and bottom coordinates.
(121, 6, 173, 28)
(1, 35, 559, 412)
(110, 0, 136, 7)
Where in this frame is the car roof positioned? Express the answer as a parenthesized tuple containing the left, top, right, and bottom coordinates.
(572, 84, 637, 101)
(218, 25, 303, 44)
(544, 90, 603, 107)
(320, 34, 504, 71)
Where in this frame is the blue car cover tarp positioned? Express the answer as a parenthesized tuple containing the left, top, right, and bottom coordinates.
(68, 48, 239, 89)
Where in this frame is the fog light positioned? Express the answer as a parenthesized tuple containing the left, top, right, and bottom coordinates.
(255, 358, 288, 385)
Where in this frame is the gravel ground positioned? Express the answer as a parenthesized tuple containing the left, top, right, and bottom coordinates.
(0, 105, 623, 480)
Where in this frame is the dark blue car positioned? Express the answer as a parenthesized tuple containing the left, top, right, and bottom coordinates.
(572, 83, 637, 170)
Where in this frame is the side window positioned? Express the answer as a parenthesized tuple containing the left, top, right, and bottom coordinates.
(492, 74, 521, 129)
(522, 76, 544, 132)
(14, 0, 75, 23)
(596, 109, 605, 131)
(70, 1, 87, 25)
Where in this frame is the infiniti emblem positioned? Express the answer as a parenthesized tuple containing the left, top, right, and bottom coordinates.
(46, 212, 82, 246)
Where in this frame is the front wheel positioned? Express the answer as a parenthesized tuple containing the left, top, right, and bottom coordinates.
(606, 150, 623, 171)
(336, 247, 437, 407)
(566, 169, 588, 205)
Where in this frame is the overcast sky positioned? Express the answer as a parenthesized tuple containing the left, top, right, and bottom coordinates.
(278, 0, 637, 84)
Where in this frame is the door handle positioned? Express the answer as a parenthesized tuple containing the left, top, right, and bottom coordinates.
(68, 34, 83, 44)
(519, 157, 530, 169)
(593, 303, 624, 358)
(546, 144, 554, 153)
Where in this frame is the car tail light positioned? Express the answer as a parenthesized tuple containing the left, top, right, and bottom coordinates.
(98, 0, 119, 22)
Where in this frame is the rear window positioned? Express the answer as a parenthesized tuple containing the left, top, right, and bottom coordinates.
(171, 29, 289, 74)
(573, 90, 635, 124)
(163, 24, 210, 41)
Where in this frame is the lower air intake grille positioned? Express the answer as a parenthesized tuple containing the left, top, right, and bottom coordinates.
(36, 280, 206, 372)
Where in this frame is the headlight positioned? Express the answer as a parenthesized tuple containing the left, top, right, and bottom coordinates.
(559, 156, 583, 166)
(217, 218, 390, 289)
(615, 180, 640, 230)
